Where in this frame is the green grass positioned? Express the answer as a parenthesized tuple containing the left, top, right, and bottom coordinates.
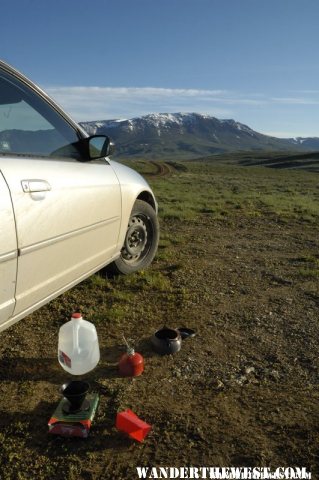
(125, 160, 319, 223)
(294, 254, 319, 278)
(298, 268, 319, 278)
(75, 268, 174, 327)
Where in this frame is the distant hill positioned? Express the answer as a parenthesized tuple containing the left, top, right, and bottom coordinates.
(80, 113, 319, 160)
(286, 137, 319, 150)
(196, 150, 319, 173)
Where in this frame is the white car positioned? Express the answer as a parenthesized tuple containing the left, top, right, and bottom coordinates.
(0, 60, 159, 332)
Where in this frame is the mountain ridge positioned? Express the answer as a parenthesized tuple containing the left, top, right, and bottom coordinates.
(79, 113, 319, 160)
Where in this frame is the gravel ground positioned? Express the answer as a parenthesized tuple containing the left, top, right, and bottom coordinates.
(0, 210, 318, 479)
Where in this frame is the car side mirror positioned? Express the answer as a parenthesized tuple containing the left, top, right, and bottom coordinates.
(87, 135, 115, 159)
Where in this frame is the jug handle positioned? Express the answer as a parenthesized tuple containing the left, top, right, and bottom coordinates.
(72, 320, 81, 354)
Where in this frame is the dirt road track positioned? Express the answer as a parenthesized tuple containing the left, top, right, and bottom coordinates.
(147, 161, 173, 177)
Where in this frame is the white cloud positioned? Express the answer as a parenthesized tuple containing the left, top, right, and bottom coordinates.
(42, 85, 319, 138)
(44, 85, 266, 121)
(270, 97, 319, 105)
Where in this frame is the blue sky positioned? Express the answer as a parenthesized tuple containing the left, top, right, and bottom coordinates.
(2, 0, 319, 137)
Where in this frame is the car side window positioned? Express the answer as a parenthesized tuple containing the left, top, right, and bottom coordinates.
(0, 69, 84, 159)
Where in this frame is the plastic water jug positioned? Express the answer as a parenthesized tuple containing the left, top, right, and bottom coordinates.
(58, 313, 100, 375)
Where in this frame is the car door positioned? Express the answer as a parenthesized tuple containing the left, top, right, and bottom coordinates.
(0, 66, 121, 319)
(0, 171, 17, 325)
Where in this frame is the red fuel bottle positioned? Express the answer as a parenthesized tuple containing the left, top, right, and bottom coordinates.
(118, 347, 144, 377)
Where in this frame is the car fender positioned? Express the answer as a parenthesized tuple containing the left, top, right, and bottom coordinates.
(109, 160, 158, 254)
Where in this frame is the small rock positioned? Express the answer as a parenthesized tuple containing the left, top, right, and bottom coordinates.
(236, 375, 247, 385)
(245, 366, 255, 375)
(212, 379, 224, 390)
(269, 369, 280, 381)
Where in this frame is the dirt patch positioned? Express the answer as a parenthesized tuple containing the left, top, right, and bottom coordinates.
(0, 183, 318, 478)
(147, 161, 173, 177)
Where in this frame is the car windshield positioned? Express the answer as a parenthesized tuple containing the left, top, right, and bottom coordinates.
(0, 70, 84, 159)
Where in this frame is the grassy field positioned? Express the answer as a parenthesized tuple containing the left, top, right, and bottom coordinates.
(0, 159, 318, 479)
(208, 150, 319, 172)
(129, 158, 319, 222)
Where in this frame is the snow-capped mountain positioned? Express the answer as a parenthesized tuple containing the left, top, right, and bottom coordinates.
(80, 113, 318, 160)
(287, 137, 319, 150)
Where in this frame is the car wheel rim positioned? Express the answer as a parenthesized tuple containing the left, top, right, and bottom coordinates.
(121, 215, 150, 264)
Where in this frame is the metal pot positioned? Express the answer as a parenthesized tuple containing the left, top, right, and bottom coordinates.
(151, 327, 182, 355)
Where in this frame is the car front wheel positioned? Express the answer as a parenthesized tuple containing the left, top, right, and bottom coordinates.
(108, 199, 159, 275)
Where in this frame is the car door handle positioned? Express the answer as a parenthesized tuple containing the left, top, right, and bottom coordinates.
(21, 179, 51, 193)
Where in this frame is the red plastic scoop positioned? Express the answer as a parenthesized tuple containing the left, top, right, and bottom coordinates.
(115, 409, 151, 442)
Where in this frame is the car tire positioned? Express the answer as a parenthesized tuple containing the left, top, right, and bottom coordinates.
(108, 199, 159, 275)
